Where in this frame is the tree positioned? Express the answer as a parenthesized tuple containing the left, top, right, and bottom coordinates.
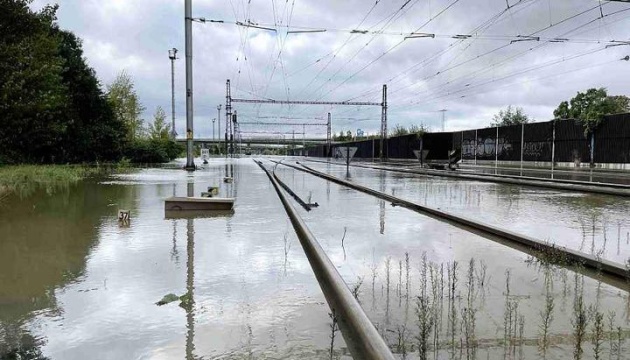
(408, 124, 429, 136)
(54, 28, 126, 162)
(553, 88, 630, 134)
(0, 1, 68, 163)
(391, 124, 409, 136)
(491, 105, 530, 127)
(334, 130, 347, 142)
(107, 71, 145, 141)
(148, 106, 171, 140)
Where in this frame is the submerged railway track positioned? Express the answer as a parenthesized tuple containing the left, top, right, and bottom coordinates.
(267, 159, 629, 291)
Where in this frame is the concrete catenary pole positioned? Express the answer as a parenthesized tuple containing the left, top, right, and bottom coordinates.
(168, 48, 178, 139)
(184, 0, 195, 170)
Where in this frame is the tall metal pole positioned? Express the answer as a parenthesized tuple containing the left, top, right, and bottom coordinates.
(225, 80, 231, 158)
(380, 84, 387, 161)
(184, 0, 195, 170)
(520, 122, 525, 176)
(327, 112, 331, 158)
(230, 110, 237, 157)
(169, 48, 178, 139)
(495, 126, 499, 172)
(551, 120, 556, 178)
(212, 118, 215, 141)
(474, 129, 478, 165)
(302, 124, 305, 154)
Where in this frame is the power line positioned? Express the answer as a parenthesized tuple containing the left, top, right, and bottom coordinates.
(298, 0, 423, 102)
(290, 0, 382, 100)
(313, 0, 464, 102)
(341, 0, 538, 104)
(390, 2, 628, 107)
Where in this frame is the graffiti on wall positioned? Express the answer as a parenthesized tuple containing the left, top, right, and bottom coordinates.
(522, 141, 548, 158)
(462, 137, 513, 158)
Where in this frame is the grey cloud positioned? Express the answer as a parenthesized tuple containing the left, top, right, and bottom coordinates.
(30, 0, 630, 137)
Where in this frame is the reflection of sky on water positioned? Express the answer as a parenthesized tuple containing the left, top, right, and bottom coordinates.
(2, 158, 629, 359)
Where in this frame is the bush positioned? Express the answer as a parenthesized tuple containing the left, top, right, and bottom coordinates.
(124, 139, 184, 163)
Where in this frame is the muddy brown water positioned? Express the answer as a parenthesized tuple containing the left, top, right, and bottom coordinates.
(1, 157, 628, 359)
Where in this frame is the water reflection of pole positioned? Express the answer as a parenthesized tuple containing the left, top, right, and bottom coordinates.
(183, 181, 195, 358)
(379, 171, 385, 235)
(187, 181, 194, 198)
(185, 218, 196, 360)
(326, 181, 330, 203)
(172, 184, 179, 262)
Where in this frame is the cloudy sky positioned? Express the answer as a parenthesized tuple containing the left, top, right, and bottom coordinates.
(30, 0, 630, 139)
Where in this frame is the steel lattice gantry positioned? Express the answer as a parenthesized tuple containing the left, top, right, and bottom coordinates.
(225, 80, 388, 159)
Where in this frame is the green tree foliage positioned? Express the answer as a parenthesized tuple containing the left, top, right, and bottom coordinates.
(121, 106, 183, 163)
(0, 1, 67, 163)
(391, 124, 409, 136)
(148, 106, 171, 140)
(408, 124, 429, 136)
(124, 139, 183, 163)
(55, 29, 127, 162)
(491, 105, 530, 127)
(125, 105, 183, 163)
(107, 71, 146, 141)
(553, 88, 630, 134)
(0, 0, 128, 164)
(333, 130, 349, 142)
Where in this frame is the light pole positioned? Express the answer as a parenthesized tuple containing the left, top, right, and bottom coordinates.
(184, 0, 195, 170)
(212, 118, 216, 141)
(168, 48, 178, 139)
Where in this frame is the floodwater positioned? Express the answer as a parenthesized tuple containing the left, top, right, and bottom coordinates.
(310, 159, 630, 264)
(1, 157, 629, 359)
(371, 159, 630, 185)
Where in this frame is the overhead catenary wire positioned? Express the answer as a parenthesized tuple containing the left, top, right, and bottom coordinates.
(339, 0, 539, 105)
(343, 0, 625, 108)
(203, 0, 629, 137)
(384, 3, 629, 111)
(388, 1, 621, 105)
(289, 0, 382, 100)
(289, 0, 422, 116)
(389, 55, 627, 111)
(312, 0, 464, 102)
(391, 6, 630, 108)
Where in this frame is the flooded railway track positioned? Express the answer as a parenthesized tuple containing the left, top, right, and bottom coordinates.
(269, 159, 630, 291)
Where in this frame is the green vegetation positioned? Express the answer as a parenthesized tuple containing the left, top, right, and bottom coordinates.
(391, 123, 429, 137)
(0, 1, 181, 165)
(123, 106, 184, 163)
(553, 88, 630, 135)
(392, 124, 410, 136)
(0, 165, 102, 198)
(491, 105, 530, 127)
